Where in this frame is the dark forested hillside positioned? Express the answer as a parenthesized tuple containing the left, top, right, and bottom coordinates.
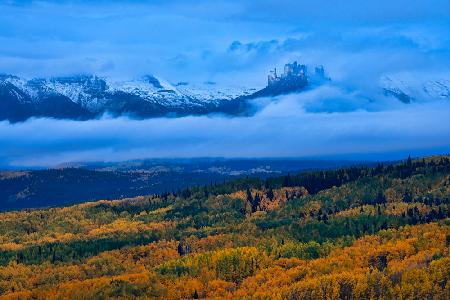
(0, 156, 449, 299)
(0, 159, 364, 211)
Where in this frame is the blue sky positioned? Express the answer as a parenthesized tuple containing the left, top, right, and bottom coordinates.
(1, 0, 449, 85)
(0, 0, 450, 166)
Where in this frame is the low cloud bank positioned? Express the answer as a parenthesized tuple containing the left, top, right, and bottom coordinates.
(1, 89, 449, 167)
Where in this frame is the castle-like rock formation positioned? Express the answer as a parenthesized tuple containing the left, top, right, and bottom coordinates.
(235, 61, 328, 101)
(267, 61, 326, 88)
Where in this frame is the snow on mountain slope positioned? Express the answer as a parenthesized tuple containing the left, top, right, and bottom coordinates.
(0, 74, 255, 110)
(0, 75, 38, 100)
(4, 68, 447, 122)
(177, 83, 257, 102)
(107, 76, 256, 107)
(107, 76, 190, 108)
(380, 73, 450, 103)
(0, 73, 258, 121)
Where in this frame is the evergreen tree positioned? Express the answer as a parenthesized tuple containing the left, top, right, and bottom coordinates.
(177, 241, 191, 256)
(407, 154, 412, 168)
(246, 188, 253, 203)
(251, 193, 261, 212)
(283, 173, 292, 187)
(376, 191, 386, 204)
(403, 190, 413, 202)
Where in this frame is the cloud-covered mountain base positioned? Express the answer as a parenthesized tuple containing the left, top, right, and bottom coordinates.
(1, 90, 449, 167)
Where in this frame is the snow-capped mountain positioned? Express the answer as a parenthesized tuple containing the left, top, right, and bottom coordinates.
(0, 62, 332, 122)
(2, 67, 448, 122)
(0, 74, 256, 122)
(380, 73, 450, 103)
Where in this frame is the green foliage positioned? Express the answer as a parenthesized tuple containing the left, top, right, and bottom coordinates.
(276, 241, 327, 259)
(157, 247, 265, 283)
(0, 232, 161, 266)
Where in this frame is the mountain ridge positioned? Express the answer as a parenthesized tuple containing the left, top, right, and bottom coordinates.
(0, 74, 258, 122)
(1, 66, 449, 122)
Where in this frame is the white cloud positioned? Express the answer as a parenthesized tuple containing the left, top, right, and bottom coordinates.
(1, 91, 449, 167)
(0, 1, 448, 84)
(0, 0, 449, 167)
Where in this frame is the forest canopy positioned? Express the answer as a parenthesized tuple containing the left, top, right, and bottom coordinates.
(0, 155, 449, 299)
